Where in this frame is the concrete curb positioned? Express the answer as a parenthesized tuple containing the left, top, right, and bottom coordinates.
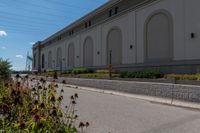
(64, 84, 200, 110)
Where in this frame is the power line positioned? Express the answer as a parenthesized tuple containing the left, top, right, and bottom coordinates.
(16, 0, 84, 15)
(88, 0, 106, 4)
(1, 27, 55, 36)
(1, 0, 86, 17)
(0, 14, 66, 26)
(0, 3, 68, 18)
(1, 29, 43, 35)
(43, 0, 91, 10)
(0, 0, 108, 36)
(0, 10, 72, 22)
(0, 26, 50, 33)
(0, 24, 52, 32)
(0, 0, 108, 26)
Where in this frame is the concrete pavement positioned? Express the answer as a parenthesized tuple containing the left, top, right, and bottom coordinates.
(59, 85, 200, 133)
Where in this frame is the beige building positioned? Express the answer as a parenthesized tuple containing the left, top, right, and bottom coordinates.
(32, 0, 200, 73)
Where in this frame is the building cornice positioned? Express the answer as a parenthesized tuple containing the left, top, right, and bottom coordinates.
(33, 0, 156, 48)
(40, 0, 122, 45)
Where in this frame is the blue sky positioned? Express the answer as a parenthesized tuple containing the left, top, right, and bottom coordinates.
(0, 0, 108, 70)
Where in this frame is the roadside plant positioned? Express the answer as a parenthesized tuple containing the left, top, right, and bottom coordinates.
(72, 68, 94, 75)
(0, 58, 12, 80)
(120, 69, 163, 79)
(0, 75, 89, 132)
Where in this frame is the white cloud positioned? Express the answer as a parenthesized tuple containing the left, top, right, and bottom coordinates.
(1, 46, 6, 50)
(30, 42, 36, 45)
(16, 55, 24, 59)
(0, 31, 7, 37)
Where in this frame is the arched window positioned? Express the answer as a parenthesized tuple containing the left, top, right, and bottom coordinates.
(83, 37, 94, 66)
(145, 10, 173, 62)
(68, 43, 75, 67)
(56, 47, 62, 67)
(48, 51, 52, 68)
(107, 28, 122, 65)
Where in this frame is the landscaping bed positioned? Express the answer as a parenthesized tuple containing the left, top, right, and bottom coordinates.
(39, 68, 200, 83)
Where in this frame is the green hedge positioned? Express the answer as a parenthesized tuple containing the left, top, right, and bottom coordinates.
(120, 69, 163, 79)
(72, 68, 94, 74)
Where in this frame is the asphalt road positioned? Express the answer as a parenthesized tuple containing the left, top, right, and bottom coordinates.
(59, 85, 200, 133)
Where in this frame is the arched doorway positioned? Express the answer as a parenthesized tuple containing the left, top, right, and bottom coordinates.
(107, 28, 122, 65)
(48, 51, 52, 68)
(83, 37, 93, 66)
(56, 47, 62, 67)
(145, 11, 173, 62)
(68, 43, 75, 67)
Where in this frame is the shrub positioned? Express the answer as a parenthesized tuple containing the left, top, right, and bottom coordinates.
(62, 70, 72, 75)
(0, 58, 12, 80)
(47, 70, 59, 76)
(96, 69, 118, 74)
(165, 74, 197, 80)
(96, 69, 109, 74)
(120, 69, 163, 79)
(0, 75, 89, 132)
(195, 73, 200, 80)
(72, 68, 94, 74)
(78, 73, 120, 78)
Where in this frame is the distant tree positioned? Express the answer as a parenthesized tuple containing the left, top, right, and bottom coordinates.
(0, 58, 12, 80)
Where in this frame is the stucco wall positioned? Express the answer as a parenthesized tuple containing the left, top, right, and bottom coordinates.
(184, 0, 200, 60)
(37, 0, 200, 71)
(80, 26, 101, 66)
(135, 0, 185, 63)
(65, 35, 81, 68)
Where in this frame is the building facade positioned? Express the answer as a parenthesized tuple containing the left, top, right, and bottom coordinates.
(33, 0, 200, 73)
